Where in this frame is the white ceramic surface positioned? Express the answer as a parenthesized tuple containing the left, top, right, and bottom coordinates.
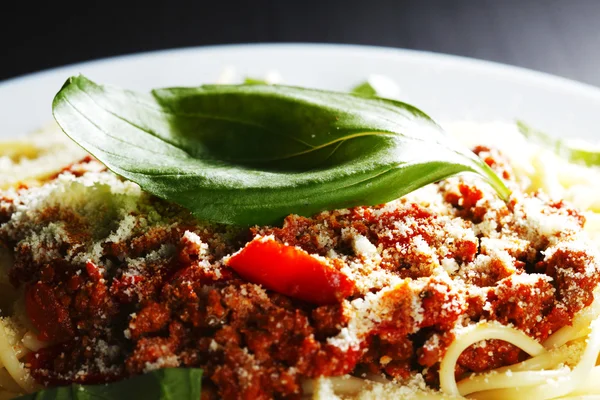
(1, 43, 600, 141)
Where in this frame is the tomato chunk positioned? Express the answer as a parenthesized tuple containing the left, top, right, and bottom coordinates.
(226, 237, 354, 304)
(25, 282, 74, 342)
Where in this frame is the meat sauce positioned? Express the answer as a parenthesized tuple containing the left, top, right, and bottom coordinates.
(0, 148, 598, 399)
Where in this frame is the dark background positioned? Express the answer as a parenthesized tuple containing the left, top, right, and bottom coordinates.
(2, 0, 600, 86)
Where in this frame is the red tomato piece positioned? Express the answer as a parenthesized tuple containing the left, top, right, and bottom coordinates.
(85, 260, 102, 282)
(226, 237, 354, 304)
(25, 282, 74, 343)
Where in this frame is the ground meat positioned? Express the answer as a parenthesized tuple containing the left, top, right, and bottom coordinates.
(311, 304, 348, 339)
(2, 146, 599, 399)
(457, 339, 522, 373)
(485, 274, 555, 335)
(541, 245, 597, 313)
(127, 321, 184, 373)
(128, 302, 171, 340)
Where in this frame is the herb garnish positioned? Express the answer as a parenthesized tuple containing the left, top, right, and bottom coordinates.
(16, 368, 202, 400)
(517, 120, 600, 166)
(351, 81, 378, 96)
(53, 75, 510, 225)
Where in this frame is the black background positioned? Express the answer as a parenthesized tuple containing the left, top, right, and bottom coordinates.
(2, 0, 600, 86)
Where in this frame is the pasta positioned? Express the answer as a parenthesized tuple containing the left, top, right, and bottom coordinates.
(1, 118, 600, 399)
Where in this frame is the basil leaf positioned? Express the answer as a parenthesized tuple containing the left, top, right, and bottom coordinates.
(351, 76, 402, 99)
(16, 368, 202, 400)
(243, 77, 268, 85)
(351, 81, 378, 96)
(53, 75, 510, 226)
(517, 120, 600, 166)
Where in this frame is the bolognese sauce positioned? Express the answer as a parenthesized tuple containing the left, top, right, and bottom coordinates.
(0, 147, 598, 399)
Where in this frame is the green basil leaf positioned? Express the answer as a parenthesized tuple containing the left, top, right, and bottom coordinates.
(351, 81, 378, 96)
(16, 368, 202, 400)
(52, 75, 510, 226)
(517, 120, 600, 166)
(243, 77, 268, 85)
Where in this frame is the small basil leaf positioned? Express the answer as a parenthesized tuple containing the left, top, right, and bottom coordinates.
(53, 75, 510, 226)
(351, 81, 378, 96)
(517, 120, 600, 166)
(16, 368, 202, 400)
(243, 77, 268, 85)
(351, 76, 401, 99)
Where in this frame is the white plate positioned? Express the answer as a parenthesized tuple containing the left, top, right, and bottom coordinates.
(2, 43, 600, 141)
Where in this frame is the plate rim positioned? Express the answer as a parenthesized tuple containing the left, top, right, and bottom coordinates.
(1, 42, 600, 98)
